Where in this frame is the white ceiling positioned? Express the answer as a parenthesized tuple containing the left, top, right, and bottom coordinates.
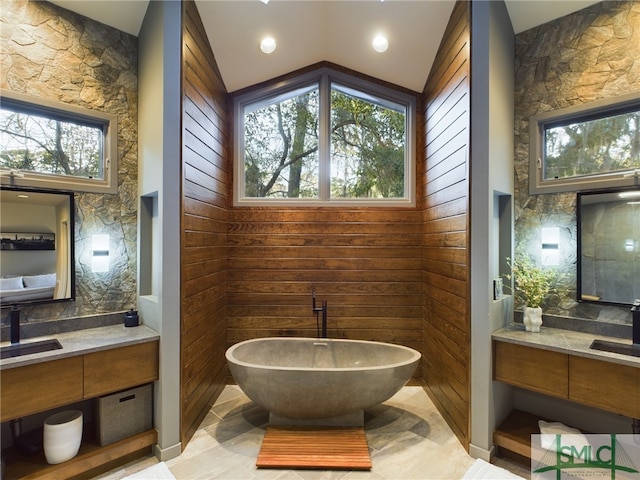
(49, 0, 601, 93)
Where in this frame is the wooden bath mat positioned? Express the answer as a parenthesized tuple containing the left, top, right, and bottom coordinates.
(256, 426, 371, 470)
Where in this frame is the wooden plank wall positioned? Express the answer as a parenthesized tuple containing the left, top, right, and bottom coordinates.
(420, 0, 471, 448)
(178, 0, 469, 449)
(227, 207, 424, 360)
(180, 0, 230, 447)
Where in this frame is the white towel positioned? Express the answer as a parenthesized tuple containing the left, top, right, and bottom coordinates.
(538, 420, 590, 451)
(123, 462, 176, 480)
(462, 458, 524, 479)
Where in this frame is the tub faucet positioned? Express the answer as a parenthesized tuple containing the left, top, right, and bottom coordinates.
(632, 299, 640, 345)
(312, 289, 328, 338)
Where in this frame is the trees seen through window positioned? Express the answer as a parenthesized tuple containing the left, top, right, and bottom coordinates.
(236, 68, 415, 205)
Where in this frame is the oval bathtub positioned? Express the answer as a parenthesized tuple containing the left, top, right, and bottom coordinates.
(225, 337, 420, 421)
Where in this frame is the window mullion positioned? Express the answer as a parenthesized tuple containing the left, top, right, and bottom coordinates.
(318, 74, 331, 202)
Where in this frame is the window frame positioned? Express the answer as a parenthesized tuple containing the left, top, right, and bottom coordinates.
(0, 90, 118, 194)
(233, 67, 416, 206)
(529, 91, 640, 195)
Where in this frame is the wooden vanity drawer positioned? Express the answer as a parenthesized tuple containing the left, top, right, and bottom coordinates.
(569, 355, 640, 419)
(1, 356, 83, 422)
(84, 341, 159, 398)
(494, 341, 569, 399)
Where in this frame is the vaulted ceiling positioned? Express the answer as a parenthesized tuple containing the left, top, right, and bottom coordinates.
(49, 0, 601, 93)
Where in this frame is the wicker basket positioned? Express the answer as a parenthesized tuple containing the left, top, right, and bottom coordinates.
(96, 384, 152, 446)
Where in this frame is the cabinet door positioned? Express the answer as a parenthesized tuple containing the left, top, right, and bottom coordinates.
(1, 356, 83, 422)
(84, 341, 159, 398)
(494, 341, 569, 398)
(569, 356, 640, 418)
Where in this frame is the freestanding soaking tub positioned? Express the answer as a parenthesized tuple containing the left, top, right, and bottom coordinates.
(225, 337, 421, 424)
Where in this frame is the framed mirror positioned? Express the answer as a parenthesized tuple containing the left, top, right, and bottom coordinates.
(577, 186, 640, 306)
(0, 186, 75, 307)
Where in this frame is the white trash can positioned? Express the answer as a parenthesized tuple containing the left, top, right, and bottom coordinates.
(43, 410, 83, 464)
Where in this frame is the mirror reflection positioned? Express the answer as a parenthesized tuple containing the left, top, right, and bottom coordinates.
(0, 186, 75, 307)
(578, 187, 640, 305)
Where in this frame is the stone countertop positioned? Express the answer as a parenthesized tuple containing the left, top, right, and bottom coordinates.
(492, 323, 640, 368)
(0, 324, 159, 370)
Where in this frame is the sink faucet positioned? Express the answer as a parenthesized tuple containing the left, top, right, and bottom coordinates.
(632, 299, 640, 345)
(9, 306, 21, 344)
(312, 288, 328, 338)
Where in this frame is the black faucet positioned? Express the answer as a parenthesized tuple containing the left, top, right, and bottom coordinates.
(9, 306, 21, 344)
(632, 299, 640, 345)
(312, 289, 328, 338)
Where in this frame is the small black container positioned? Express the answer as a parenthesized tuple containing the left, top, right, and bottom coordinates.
(124, 309, 139, 327)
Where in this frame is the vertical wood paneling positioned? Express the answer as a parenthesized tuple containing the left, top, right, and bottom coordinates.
(421, 0, 471, 449)
(180, 0, 230, 447)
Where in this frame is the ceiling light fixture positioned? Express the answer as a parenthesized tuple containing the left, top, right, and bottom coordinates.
(372, 34, 388, 53)
(260, 36, 276, 54)
(260, 0, 269, 4)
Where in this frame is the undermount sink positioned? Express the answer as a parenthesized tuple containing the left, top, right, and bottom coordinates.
(590, 339, 640, 358)
(0, 339, 62, 359)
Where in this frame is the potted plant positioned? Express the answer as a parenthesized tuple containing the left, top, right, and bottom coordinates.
(508, 256, 557, 332)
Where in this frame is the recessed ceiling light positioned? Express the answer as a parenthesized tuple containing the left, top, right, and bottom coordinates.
(260, 0, 269, 4)
(372, 34, 388, 53)
(260, 36, 276, 54)
(17, 194, 29, 198)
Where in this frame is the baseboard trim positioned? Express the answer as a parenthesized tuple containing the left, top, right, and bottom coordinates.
(469, 443, 494, 462)
(154, 441, 182, 462)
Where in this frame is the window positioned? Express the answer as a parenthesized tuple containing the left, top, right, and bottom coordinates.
(529, 92, 640, 194)
(0, 91, 118, 194)
(234, 67, 416, 205)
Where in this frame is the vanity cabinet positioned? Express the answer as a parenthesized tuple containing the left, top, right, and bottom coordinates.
(1, 357, 83, 422)
(84, 341, 159, 398)
(1, 339, 159, 480)
(493, 342, 568, 398)
(493, 337, 640, 461)
(569, 355, 640, 419)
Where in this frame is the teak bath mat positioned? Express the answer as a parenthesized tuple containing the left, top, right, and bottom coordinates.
(256, 426, 371, 470)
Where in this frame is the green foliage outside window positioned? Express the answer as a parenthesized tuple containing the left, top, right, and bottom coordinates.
(544, 109, 640, 181)
(239, 71, 411, 203)
(330, 89, 405, 199)
(0, 108, 103, 180)
(244, 88, 319, 198)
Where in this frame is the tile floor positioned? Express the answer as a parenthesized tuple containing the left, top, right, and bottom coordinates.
(98, 386, 531, 480)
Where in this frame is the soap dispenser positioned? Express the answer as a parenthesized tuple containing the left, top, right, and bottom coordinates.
(124, 308, 139, 327)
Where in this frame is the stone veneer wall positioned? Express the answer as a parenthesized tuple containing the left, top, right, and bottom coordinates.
(514, 1, 640, 324)
(1, 0, 138, 322)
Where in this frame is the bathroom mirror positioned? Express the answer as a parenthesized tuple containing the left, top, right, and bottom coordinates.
(0, 186, 75, 307)
(577, 186, 640, 306)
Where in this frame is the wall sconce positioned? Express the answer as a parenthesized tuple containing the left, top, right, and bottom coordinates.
(541, 227, 559, 266)
(625, 239, 634, 252)
(92, 234, 110, 273)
